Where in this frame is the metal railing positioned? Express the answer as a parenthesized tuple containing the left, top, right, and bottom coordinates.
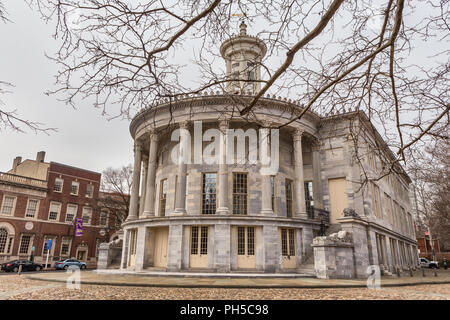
(0, 171, 47, 189)
(307, 206, 330, 224)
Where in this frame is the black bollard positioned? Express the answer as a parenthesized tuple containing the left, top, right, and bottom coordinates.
(397, 267, 401, 277)
(409, 267, 413, 277)
(434, 269, 438, 277)
(422, 267, 426, 277)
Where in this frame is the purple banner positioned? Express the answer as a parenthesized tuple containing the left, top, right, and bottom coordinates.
(75, 218, 83, 236)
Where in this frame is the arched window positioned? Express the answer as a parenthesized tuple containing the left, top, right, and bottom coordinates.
(0, 228, 8, 253)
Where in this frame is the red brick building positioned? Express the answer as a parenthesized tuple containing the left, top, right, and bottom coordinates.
(0, 152, 121, 267)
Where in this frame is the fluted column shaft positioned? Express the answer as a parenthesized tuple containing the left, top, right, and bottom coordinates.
(217, 120, 229, 215)
(139, 155, 148, 216)
(142, 132, 158, 217)
(127, 140, 142, 221)
(293, 129, 307, 219)
(260, 127, 273, 215)
(174, 122, 189, 215)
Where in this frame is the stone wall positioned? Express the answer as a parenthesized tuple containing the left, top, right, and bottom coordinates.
(97, 239, 123, 269)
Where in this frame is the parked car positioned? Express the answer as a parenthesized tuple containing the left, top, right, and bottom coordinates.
(54, 259, 87, 270)
(419, 257, 440, 269)
(0, 260, 43, 272)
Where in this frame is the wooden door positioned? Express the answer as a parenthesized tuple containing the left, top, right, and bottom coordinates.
(236, 226, 256, 269)
(153, 227, 169, 268)
(328, 178, 348, 223)
(190, 226, 209, 268)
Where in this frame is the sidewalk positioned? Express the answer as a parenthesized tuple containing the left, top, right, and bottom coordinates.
(26, 269, 450, 289)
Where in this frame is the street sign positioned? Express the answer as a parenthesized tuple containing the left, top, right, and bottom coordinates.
(76, 218, 83, 236)
(45, 239, 52, 250)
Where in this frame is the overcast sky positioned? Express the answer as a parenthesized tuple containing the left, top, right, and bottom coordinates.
(0, 1, 443, 175)
(0, 1, 134, 173)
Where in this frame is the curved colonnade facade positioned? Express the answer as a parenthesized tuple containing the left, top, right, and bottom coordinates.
(118, 23, 418, 275)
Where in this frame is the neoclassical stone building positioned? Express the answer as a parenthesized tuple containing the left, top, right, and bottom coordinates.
(117, 23, 418, 276)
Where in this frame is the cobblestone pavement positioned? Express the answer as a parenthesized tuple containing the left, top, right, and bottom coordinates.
(0, 274, 449, 300)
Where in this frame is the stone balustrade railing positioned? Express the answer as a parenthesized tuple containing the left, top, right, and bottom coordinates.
(0, 171, 48, 189)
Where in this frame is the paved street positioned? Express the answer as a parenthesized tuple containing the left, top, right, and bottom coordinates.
(0, 272, 449, 300)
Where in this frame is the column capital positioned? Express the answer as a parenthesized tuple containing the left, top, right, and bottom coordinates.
(292, 128, 304, 141)
(219, 119, 229, 131)
(149, 130, 159, 142)
(179, 120, 190, 129)
(134, 139, 143, 150)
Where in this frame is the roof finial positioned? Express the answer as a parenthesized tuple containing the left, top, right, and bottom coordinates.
(240, 21, 247, 36)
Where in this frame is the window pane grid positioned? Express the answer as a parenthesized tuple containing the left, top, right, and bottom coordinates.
(200, 226, 208, 255)
(202, 174, 216, 214)
(159, 179, 167, 216)
(2, 196, 14, 215)
(238, 227, 245, 255)
(190, 226, 198, 255)
(26, 200, 38, 218)
(281, 229, 288, 256)
(288, 229, 295, 256)
(285, 180, 293, 217)
(247, 227, 255, 256)
(0, 228, 7, 253)
(19, 235, 31, 255)
(233, 173, 248, 215)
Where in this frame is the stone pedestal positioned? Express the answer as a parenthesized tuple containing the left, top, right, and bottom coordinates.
(97, 239, 123, 269)
(312, 232, 354, 279)
(337, 216, 370, 278)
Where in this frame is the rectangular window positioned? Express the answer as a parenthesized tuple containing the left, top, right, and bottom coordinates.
(247, 227, 255, 255)
(60, 237, 71, 256)
(271, 176, 275, 212)
(82, 206, 92, 225)
(237, 226, 255, 256)
(25, 199, 39, 218)
(100, 210, 108, 226)
(233, 173, 248, 215)
(66, 204, 77, 222)
(202, 173, 216, 214)
(200, 226, 208, 255)
(159, 179, 167, 216)
(71, 181, 79, 195)
(190, 226, 199, 255)
(304, 181, 314, 217)
(281, 228, 296, 257)
(285, 179, 293, 217)
(238, 227, 246, 255)
(115, 212, 123, 228)
(1, 196, 15, 216)
(86, 184, 94, 198)
(19, 235, 32, 255)
(48, 202, 61, 221)
(54, 178, 63, 192)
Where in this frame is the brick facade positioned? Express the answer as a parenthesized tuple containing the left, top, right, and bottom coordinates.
(0, 154, 121, 267)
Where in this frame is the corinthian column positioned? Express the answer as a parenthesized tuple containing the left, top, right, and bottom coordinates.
(173, 122, 189, 215)
(139, 154, 149, 216)
(127, 140, 142, 221)
(216, 120, 229, 215)
(142, 131, 158, 218)
(260, 127, 274, 215)
(293, 129, 307, 219)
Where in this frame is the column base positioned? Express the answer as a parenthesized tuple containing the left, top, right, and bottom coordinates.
(140, 211, 155, 219)
(171, 209, 187, 216)
(260, 209, 274, 216)
(296, 212, 308, 219)
(125, 216, 138, 222)
(216, 207, 229, 215)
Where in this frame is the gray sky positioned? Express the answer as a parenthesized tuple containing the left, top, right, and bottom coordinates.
(0, 1, 133, 173)
(0, 1, 444, 174)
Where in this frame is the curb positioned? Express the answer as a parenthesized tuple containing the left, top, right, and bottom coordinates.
(25, 275, 450, 289)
